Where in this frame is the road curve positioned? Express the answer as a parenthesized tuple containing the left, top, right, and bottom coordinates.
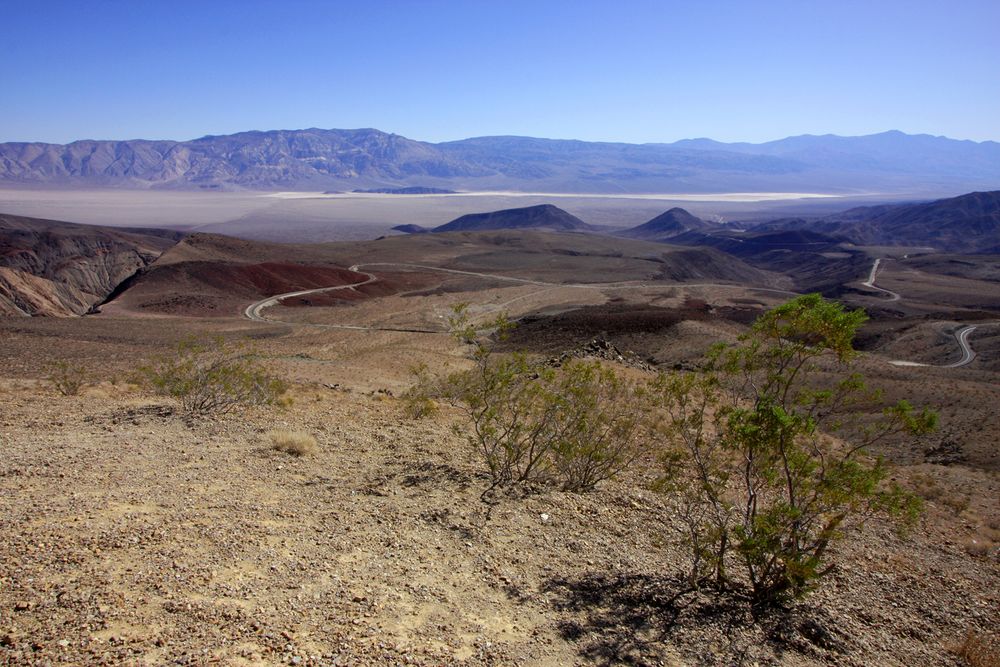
(944, 325, 977, 368)
(244, 261, 988, 370)
(244, 262, 798, 330)
(244, 271, 378, 322)
(862, 258, 901, 301)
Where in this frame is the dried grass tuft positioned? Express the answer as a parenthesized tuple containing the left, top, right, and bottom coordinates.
(268, 430, 317, 457)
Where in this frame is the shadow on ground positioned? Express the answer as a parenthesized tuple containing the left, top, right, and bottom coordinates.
(541, 572, 847, 666)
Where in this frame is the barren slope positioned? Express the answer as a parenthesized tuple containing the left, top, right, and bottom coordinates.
(0, 214, 183, 316)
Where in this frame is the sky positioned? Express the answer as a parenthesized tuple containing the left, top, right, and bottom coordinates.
(3, 0, 999, 145)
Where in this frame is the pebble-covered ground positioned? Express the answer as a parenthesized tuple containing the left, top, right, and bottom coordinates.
(1, 378, 997, 666)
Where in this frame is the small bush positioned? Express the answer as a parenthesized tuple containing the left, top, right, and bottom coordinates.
(401, 363, 441, 419)
(547, 360, 652, 492)
(942, 493, 972, 516)
(140, 337, 288, 415)
(963, 538, 991, 558)
(443, 306, 651, 492)
(268, 430, 317, 457)
(48, 361, 87, 396)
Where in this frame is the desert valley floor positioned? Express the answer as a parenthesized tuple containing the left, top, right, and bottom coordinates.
(1, 200, 998, 666)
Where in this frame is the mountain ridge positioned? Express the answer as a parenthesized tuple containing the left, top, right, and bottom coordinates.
(3, 128, 998, 194)
(751, 190, 1000, 253)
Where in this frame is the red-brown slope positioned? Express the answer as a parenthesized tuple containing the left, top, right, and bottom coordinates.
(0, 213, 183, 316)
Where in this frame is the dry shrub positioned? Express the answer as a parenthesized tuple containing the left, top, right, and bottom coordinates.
(401, 363, 440, 419)
(268, 430, 317, 457)
(140, 337, 288, 415)
(910, 472, 944, 501)
(942, 493, 972, 516)
(963, 538, 991, 558)
(47, 361, 87, 396)
(951, 630, 1000, 667)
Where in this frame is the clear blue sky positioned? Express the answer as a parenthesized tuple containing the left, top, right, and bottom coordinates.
(3, 0, 998, 144)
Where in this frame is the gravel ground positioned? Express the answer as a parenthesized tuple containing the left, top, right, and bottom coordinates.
(1, 379, 997, 666)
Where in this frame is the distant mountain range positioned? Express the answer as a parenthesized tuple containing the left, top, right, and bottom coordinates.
(1, 128, 998, 194)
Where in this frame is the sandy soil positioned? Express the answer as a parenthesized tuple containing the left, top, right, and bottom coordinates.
(1, 371, 998, 667)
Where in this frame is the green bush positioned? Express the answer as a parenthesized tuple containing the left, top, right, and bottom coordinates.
(140, 337, 288, 415)
(652, 294, 936, 607)
(547, 360, 651, 492)
(443, 305, 650, 493)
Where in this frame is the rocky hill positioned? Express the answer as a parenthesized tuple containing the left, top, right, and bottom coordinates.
(99, 233, 372, 317)
(812, 190, 1000, 253)
(431, 204, 594, 233)
(0, 214, 183, 316)
(2, 128, 999, 194)
(618, 207, 718, 242)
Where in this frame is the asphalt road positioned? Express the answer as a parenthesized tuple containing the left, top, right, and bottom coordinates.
(243, 260, 989, 369)
(862, 258, 901, 301)
(944, 325, 978, 368)
(243, 262, 798, 331)
(243, 271, 378, 322)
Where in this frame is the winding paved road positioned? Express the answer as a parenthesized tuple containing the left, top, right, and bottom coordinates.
(244, 271, 378, 322)
(862, 258, 901, 301)
(244, 259, 989, 369)
(243, 262, 797, 331)
(944, 325, 978, 368)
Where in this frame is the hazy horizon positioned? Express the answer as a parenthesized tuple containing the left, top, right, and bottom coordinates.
(3, 126, 999, 147)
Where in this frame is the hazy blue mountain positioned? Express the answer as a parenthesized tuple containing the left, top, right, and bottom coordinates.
(1, 128, 997, 194)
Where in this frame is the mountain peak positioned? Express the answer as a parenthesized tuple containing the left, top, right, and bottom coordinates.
(432, 204, 592, 233)
(619, 208, 716, 242)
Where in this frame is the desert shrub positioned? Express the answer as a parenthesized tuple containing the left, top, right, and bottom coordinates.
(652, 294, 936, 607)
(910, 472, 944, 501)
(951, 630, 1000, 667)
(444, 305, 651, 492)
(401, 363, 441, 419)
(942, 493, 972, 516)
(547, 360, 652, 492)
(140, 337, 288, 415)
(268, 430, 317, 456)
(48, 360, 87, 396)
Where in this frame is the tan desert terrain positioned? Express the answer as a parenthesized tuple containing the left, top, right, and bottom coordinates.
(2, 229, 999, 666)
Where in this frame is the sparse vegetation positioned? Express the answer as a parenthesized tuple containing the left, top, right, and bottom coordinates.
(443, 305, 651, 493)
(139, 337, 288, 415)
(651, 294, 937, 607)
(546, 360, 652, 492)
(47, 360, 87, 396)
(268, 430, 318, 457)
(400, 363, 441, 419)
